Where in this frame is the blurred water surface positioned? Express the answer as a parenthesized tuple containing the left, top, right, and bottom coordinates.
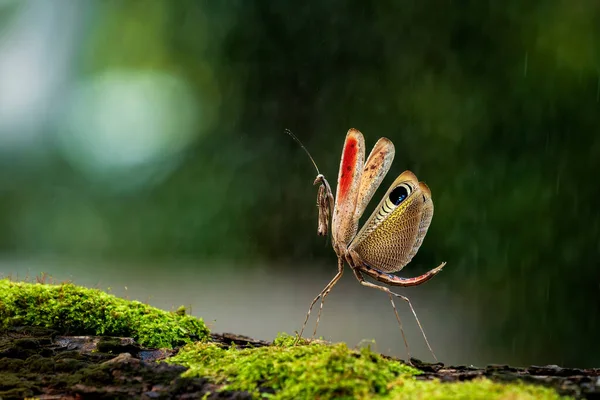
(0, 257, 476, 365)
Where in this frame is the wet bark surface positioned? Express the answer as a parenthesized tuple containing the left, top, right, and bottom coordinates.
(0, 327, 251, 399)
(1, 328, 598, 399)
(408, 358, 600, 400)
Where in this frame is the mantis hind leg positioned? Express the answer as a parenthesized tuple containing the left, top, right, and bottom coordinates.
(351, 268, 438, 363)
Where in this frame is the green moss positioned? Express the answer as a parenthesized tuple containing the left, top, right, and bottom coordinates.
(385, 376, 568, 400)
(170, 339, 417, 399)
(272, 331, 310, 347)
(0, 279, 209, 348)
(168, 333, 570, 400)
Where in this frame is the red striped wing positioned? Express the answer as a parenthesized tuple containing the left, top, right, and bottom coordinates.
(331, 129, 365, 246)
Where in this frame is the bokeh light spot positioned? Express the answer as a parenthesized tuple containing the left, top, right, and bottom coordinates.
(56, 69, 200, 191)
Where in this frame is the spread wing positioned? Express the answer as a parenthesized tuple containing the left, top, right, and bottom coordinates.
(331, 129, 396, 247)
(353, 137, 395, 223)
(349, 170, 434, 273)
(331, 129, 365, 246)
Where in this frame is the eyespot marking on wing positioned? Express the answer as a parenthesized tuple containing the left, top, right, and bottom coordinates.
(389, 183, 412, 206)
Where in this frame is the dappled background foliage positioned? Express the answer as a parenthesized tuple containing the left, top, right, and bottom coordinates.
(0, 0, 599, 367)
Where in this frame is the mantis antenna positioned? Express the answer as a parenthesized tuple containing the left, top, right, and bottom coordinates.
(285, 128, 334, 238)
(285, 129, 321, 175)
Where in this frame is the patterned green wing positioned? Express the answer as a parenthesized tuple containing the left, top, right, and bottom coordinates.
(349, 170, 434, 273)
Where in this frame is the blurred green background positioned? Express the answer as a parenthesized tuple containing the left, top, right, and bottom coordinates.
(0, 0, 599, 367)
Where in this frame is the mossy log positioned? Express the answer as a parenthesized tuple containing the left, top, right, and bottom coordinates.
(0, 279, 593, 399)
